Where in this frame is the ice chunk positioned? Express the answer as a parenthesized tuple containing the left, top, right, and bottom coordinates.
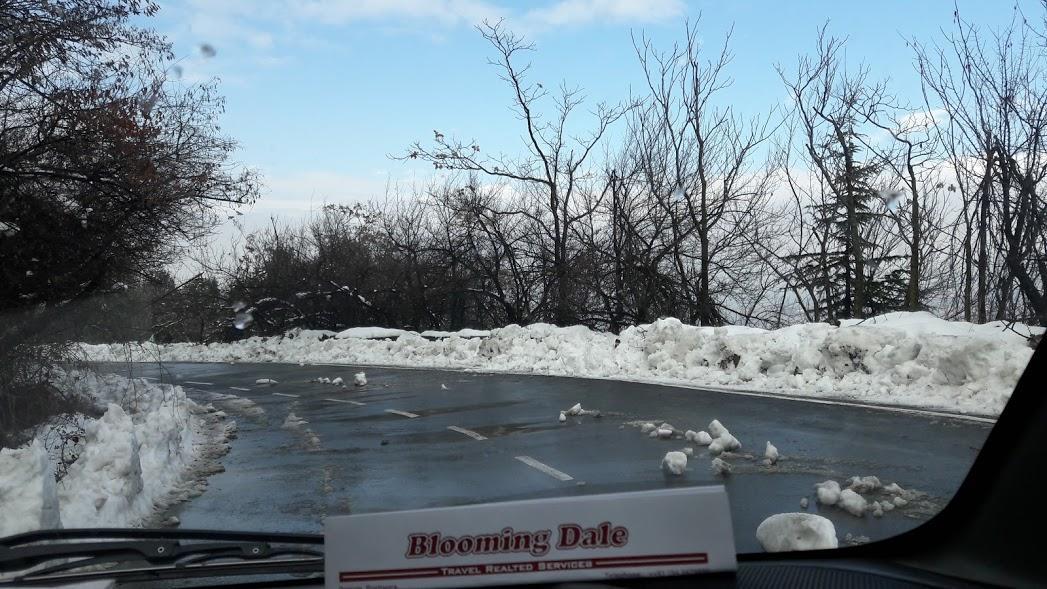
(255, 378, 278, 385)
(838, 489, 867, 517)
(566, 403, 583, 416)
(331, 377, 344, 386)
(708, 419, 728, 438)
(640, 423, 656, 434)
(884, 482, 907, 496)
(892, 496, 908, 507)
(655, 427, 674, 439)
(764, 441, 779, 465)
(710, 457, 732, 476)
(717, 432, 741, 451)
(881, 501, 895, 512)
(353, 372, 367, 386)
(756, 513, 838, 552)
(558, 411, 567, 423)
(682, 447, 694, 457)
(871, 501, 884, 518)
(282, 413, 307, 429)
(648, 430, 660, 438)
(695, 431, 713, 445)
(661, 451, 687, 475)
(799, 497, 809, 509)
(846, 475, 882, 493)
(708, 438, 726, 456)
(684, 430, 697, 442)
(815, 480, 841, 505)
(441, 384, 448, 390)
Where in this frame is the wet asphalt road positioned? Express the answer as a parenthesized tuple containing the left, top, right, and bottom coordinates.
(95, 362, 993, 554)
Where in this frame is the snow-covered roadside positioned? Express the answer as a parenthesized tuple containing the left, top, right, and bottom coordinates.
(0, 371, 232, 537)
(81, 312, 1042, 417)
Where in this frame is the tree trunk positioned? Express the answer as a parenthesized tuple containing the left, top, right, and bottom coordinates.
(905, 158, 921, 311)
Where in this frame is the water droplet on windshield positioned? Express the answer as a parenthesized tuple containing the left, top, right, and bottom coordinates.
(233, 312, 253, 330)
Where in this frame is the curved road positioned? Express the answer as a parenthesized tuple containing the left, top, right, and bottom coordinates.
(97, 362, 993, 553)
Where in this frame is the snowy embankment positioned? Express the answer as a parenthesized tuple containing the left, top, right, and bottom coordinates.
(82, 312, 1041, 416)
(0, 371, 231, 537)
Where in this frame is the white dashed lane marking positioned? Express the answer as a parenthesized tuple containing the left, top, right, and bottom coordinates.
(385, 409, 419, 419)
(447, 426, 487, 441)
(514, 456, 574, 481)
(272, 392, 300, 398)
(184, 381, 213, 386)
(325, 398, 365, 406)
(229, 387, 251, 392)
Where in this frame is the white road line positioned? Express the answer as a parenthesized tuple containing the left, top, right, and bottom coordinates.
(325, 398, 366, 406)
(272, 392, 301, 398)
(447, 426, 487, 441)
(184, 381, 213, 386)
(385, 409, 419, 418)
(229, 387, 251, 392)
(514, 456, 573, 482)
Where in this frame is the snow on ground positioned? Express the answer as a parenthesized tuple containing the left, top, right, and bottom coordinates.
(79, 312, 1042, 416)
(756, 513, 838, 552)
(0, 371, 226, 536)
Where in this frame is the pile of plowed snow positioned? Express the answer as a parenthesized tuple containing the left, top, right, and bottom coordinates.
(80, 312, 1041, 416)
(0, 371, 222, 536)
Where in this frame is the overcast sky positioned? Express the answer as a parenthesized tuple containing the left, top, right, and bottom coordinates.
(150, 0, 1035, 232)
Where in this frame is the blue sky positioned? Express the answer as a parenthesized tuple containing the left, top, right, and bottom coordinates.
(150, 0, 1034, 225)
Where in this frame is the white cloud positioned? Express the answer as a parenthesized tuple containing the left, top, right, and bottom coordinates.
(260, 170, 391, 210)
(523, 0, 684, 28)
(290, 0, 503, 27)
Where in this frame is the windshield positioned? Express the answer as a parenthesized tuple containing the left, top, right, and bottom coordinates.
(1, 0, 1045, 571)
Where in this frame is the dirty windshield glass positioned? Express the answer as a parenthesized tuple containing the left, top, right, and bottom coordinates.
(1, 0, 1045, 560)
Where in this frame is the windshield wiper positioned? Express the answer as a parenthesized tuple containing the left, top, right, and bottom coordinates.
(0, 528, 323, 586)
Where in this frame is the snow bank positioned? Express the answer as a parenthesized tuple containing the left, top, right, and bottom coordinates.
(80, 312, 1042, 416)
(0, 371, 213, 534)
(756, 513, 838, 552)
(0, 440, 61, 536)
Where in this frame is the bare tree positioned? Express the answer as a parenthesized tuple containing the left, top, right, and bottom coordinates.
(398, 20, 629, 325)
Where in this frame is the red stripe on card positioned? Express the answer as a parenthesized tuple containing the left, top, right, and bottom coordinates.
(339, 552, 709, 583)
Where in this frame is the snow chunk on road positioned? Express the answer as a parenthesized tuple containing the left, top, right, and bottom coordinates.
(838, 489, 868, 517)
(566, 403, 583, 416)
(255, 378, 278, 385)
(331, 377, 344, 386)
(640, 423, 656, 434)
(800, 497, 809, 509)
(764, 441, 779, 465)
(353, 372, 367, 386)
(708, 438, 726, 456)
(717, 432, 741, 451)
(846, 475, 882, 493)
(655, 427, 674, 439)
(815, 480, 841, 505)
(708, 419, 729, 438)
(0, 439, 61, 537)
(662, 451, 687, 475)
(682, 447, 694, 457)
(710, 457, 732, 476)
(558, 411, 567, 423)
(282, 413, 307, 429)
(756, 513, 838, 552)
(695, 431, 713, 445)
